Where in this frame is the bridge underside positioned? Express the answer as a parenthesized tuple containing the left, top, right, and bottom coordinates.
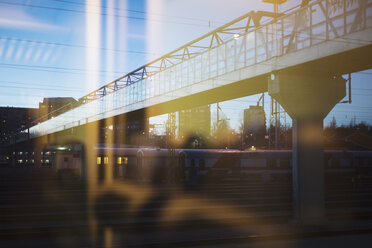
(147, 43, 372, 117)
(12, 44, 372, 150)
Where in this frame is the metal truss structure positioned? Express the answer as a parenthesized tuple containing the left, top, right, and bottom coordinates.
(77, 0, 370, 105)
(10, 0, 372, 143)
(78, 10, 285, 104)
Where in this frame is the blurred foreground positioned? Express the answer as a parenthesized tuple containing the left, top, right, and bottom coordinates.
(1, 167, 372, 248)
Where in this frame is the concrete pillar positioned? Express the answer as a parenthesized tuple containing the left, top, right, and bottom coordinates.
(292, 117, 325, 222)
(268, 71, 346, 225)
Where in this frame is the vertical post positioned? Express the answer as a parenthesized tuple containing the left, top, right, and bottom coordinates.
(348, 73, 352, 104)
(326, 0, 329, 40)
(225, 42, 228, 74)
(217, 103, 220, 130)
(344, 0, 347, 35)
(207, 46, 211, 80)
(310, 5, 313, 46)
(167, 112, 176, 183)
(274, 0, 278, 14)
(193, 53, 196, 84)
(244, 31, 247, 67)
(273, 0, 278, 57)
(269, 97, 274, 150)
(281, 16, 284, 55)
(216, 42, 219, 77)
(254, 29, 257, 64)
(275, 100, 280, 150)
(266, 25, 269, 59)
(234, 38, 237, 71)
(364, 0, 367, 30)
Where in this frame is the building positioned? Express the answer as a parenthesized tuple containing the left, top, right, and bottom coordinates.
(243, 105, 266, 148)
(39, 97, 77, 121)
(1, 97, 77, 146)
(0, 107, 39, 146)
(179, 105, 211, 139)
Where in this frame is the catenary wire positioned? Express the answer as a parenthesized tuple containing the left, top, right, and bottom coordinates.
(0, 36, 158, 56)
(0, 1, 218, 28)
(49, 0, 225, 25)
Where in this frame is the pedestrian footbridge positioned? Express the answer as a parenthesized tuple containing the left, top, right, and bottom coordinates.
(19, 0, 372, 141)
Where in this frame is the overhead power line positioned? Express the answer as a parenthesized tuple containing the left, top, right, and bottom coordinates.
(49, 0, 223, 25)
(0, 1, 216, 28)
(0, 80, 85, 90)
(0, 92, 71, 98)
(0, 36, 157, 56)
(0, 65, 88, 75)
(0, 85, 83, 92)
(0, 62, 125, 75)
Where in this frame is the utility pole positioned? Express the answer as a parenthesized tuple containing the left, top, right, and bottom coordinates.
(263, 0, 288, 150)
(270, 1, 280, 150)
(269, 97, 281, 150)
(166, 112, 176, 183)
(217, 102, 220, 129)
(275, 99, 279, 150)
(166, 112, 176, 146)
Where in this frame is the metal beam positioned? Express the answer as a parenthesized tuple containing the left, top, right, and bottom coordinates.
(78, 10, 283, 104)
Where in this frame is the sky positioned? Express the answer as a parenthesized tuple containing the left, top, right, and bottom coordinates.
(0, 0, 371, 131)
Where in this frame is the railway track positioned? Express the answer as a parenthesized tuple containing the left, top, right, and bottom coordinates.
(1, 168, 372, 247)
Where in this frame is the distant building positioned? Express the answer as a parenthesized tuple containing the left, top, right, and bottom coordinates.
(243, 105, 266, 148)
(39, 97, 77, 121)
(179, 105, 211, 139)
(0, 107, 39, 145)
(0, 97, 77, 146)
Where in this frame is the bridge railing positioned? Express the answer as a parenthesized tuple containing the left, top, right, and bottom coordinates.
(23, 0, 371, 141)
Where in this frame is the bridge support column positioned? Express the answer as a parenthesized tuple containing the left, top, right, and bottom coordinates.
(268, 71, 346, 225)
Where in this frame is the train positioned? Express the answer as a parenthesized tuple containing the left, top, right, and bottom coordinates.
(10, 146, 372, 184)
(94, 147, 372, 184)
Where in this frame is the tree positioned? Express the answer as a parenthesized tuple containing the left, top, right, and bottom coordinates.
(210, 119, 234, 148)
(330, 116, 337, 128)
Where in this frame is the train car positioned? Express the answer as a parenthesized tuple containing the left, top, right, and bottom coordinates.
(179, 149, 239, 183)
(11, 151, 35, 168)
(95, 147, 140, 181)
(324, 150, 372, 182)
(42, 145, 83, 176)
(34, 145, 139, 181)
(178, 149, 292, 183)
(240, 150, 292, 182)
(137, 148, 180, 184)
(178, 149, 372, 183)
(351, 151, 372, 179)
(41, 146, 371, 184)
(325, 150, 372, 168)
